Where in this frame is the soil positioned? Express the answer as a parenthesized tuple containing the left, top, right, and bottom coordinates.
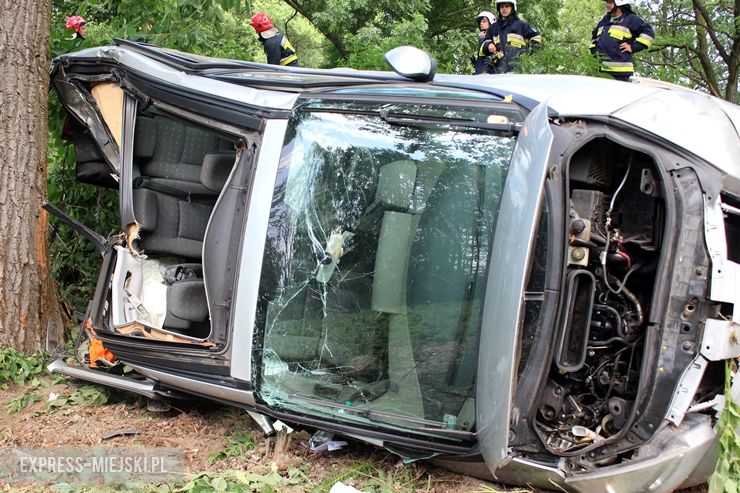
(0, 381, 710, 492)
(0, 381, 499, 492)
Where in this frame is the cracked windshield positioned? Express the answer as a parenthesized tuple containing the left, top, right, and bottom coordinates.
(256, 99, 520, 439)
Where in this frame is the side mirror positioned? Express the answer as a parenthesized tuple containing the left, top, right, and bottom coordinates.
(384, 46, 437, 83)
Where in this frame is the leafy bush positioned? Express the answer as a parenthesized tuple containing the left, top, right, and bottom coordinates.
(709, 360, 740, 493)
(207, 433, 256, 465)
(47, 384, 110, 410)
(6, 391, 42, 414)
(0, 348, 50, 389)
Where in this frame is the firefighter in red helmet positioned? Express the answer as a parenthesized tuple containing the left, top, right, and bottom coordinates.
(250, 13, 299, 67)
(66, 16, 88, 39)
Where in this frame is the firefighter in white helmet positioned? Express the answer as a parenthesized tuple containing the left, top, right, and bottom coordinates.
(590, 0, 655, 81)
(473, 11, 496, 74)
(480, 0, 542, 74)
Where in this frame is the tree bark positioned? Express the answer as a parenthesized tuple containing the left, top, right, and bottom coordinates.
(0, 0, 65, 352)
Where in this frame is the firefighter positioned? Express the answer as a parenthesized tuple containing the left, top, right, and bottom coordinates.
(65, 16, 88, 40)
(473, 11, 496, 75)
(481, 0, 541, 74)
(250, 13, 299, 67)
(590, 0, 655, 81)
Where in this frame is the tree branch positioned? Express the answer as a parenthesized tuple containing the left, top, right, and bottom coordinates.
(691, 0, 731, 63)
(281, 0, 349, 58)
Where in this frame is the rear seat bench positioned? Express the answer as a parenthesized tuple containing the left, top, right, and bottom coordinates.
(131, 112, 237, 336)
(132, 112, 236, 260)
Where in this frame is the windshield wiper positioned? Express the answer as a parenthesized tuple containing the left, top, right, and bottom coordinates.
(289, 394, 475, 440)
(378, 108, 520, 132)
(301, 106, 519, 133)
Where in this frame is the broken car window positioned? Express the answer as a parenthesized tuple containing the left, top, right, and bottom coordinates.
(255, 100, 519, 439)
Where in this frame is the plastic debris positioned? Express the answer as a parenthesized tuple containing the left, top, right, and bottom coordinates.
(329, 481, 367, 493)
(101, 428, 140, 440)
(308, 430, 348, 452)
(273, 420, 294, 434)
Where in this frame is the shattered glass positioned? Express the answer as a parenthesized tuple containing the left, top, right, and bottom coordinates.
(255, 100, 518, 439)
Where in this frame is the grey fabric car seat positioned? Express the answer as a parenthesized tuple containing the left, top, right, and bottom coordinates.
(134, 114, 235, 195)
(132, 188, 213, 259)
(149, 153, 236, 335)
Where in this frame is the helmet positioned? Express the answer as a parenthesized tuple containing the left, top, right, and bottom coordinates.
(476, 11, 495, 25)
(250, 13, 274, 33)
(606, 0, 630, 14)
(65, 15, 87, 33)
(496, 0, 517, 11)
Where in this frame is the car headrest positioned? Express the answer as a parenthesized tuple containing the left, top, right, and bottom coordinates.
(132, 188, 158, 231)
(201, 153, 235, 192)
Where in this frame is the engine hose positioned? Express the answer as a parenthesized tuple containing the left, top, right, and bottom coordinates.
(607, 273, 644, 330)
(570, 238, 599, 249)
(601, 157, 633, 293)
(590, 232, 607, 245)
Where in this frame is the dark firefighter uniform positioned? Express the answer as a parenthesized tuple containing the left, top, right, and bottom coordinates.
(590, 12, 654, 80)
(259, 29, 299, 66)
(475, 29, 494, 75)
(480, 16, 542, 74)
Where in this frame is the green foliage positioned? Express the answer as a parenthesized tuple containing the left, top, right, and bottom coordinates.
(639, 0, 740, 101)
(0, 348, 50, 389)
(344, 13, 429, 70)
(46, 132, 119, 312)
(517, 0, 602, 76)
(175, 468, 305, 492)
(6, 391, 42, 414)
(709, 360, 740, 493)
(206, 433, 256, 464)
(47, 384, 110, 410)
(316, 459, 421, 493)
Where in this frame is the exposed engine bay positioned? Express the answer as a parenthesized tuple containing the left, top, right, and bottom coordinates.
(536, 137, 665, 461)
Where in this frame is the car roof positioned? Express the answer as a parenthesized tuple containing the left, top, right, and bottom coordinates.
(55, 41, 740, 191)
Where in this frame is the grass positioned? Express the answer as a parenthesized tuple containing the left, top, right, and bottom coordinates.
(2, 349, 737, 492)
(207, 433, 256, 465)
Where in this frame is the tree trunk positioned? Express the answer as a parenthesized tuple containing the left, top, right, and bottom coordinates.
(0, 0, 65, 352)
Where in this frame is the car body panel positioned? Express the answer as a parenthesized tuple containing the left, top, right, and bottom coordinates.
(476, 100, 553, 470)
(47, 41, 740, 492)
(230, 119, 288, 383)
(67, 46, 300, 111)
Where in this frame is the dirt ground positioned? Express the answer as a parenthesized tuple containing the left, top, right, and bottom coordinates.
(0, 380, 711, 492)
(0, 381, 505, 492)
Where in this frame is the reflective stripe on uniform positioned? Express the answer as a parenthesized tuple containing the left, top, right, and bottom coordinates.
(279, 36, 297, 65)
(507, 33, 526, 48)
(636, 33, 654, 47)
(601, 60, 634, 72)
(530, 34, 543, 44)
(608, 24, 632, 40)
(597, 27, 604, 35)
(281, 37, 296, 52)
(280, 54, 298, 65)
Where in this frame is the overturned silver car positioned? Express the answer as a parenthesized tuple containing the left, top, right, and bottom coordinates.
(48, 40, 740, 492)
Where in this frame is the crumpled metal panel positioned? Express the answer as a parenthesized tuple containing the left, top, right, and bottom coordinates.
(58, 46, 299, 111)
(614, 91, 740, 193)
(564, 414, 715, 493)
(704, 195, 740, 320)
(477, 100, 553, 472)
(702, 319, 740, 360)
